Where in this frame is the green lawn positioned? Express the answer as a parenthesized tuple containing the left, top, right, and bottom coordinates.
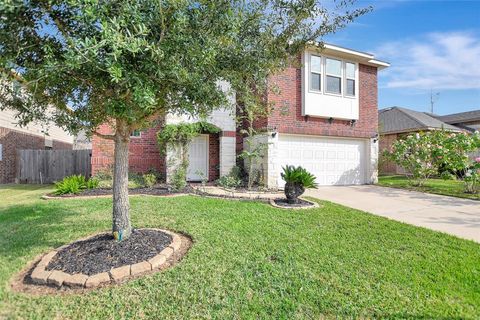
(1, 185, 479, 319)
(378, 175, 480, 200)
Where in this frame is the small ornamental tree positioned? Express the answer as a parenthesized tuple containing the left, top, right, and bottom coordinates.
(237, 94, 271, 189)
(430, 131, 480, 174)
(1, 0, 369, 241)
(383, 133, 438, 186)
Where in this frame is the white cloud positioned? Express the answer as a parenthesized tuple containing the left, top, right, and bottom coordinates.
(376, 31, 480, 90)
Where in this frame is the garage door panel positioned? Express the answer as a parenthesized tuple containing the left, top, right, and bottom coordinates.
(277, 134, 367, 186)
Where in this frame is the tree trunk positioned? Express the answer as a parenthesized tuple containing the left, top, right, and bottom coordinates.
(112, 124, 132, 241)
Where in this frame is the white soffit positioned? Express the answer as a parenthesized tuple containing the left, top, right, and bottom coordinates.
(307, 42, 390, 70)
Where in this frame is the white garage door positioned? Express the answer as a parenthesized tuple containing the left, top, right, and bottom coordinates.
(277, 134, 367, 186)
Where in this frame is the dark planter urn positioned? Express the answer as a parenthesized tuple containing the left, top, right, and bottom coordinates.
(284, 182, 305, 204)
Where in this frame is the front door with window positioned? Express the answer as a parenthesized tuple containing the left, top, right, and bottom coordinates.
(187, 135, 208, 181)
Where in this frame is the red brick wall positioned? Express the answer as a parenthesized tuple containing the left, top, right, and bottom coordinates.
(208, 133, 220, 181)
(265, 63, 378, 139)
(379, 133, 398, 174)
(90, 120, 166, 178)
(0, 127, 72, 183)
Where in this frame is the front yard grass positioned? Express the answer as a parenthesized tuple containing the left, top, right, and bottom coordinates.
(0, 185, 479, 319)
(378, 175, 480, 200)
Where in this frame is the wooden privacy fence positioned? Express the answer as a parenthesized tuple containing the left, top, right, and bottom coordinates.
(16, 149, 91, 184)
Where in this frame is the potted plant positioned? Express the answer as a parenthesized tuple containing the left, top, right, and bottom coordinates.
(281, 165, 318, 204)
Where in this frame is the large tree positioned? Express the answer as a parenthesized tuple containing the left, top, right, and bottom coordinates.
(0, 0, 369, 240)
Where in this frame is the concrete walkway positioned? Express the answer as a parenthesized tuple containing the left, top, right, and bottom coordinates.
(305, 185, 480, 243)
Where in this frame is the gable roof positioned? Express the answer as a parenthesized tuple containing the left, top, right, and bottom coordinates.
(379, 107, 463, 134)
(433, 110, 480, 124)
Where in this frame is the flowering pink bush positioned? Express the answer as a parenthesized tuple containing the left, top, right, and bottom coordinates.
(464, 158, 480, 194)
(384, 130, 480, 192)
(383, 132, 438, 186)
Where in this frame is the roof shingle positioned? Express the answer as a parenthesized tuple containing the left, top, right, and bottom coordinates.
(379, 107, 463, 134)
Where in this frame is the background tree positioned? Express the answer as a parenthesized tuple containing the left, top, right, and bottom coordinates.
(0, 0, 369, 241)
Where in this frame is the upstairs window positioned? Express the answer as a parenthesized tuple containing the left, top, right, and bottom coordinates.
(325, 58, 342, 94)
(130, 130, 141, 138)
(310, 55, 322, 92)
(345, 62, 356, 97)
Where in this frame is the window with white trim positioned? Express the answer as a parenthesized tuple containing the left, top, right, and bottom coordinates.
(345, 62, 356, 97)
(310, 55, 322, 92)
(325, 58, 342, 94)
(130, 130, 141, 137)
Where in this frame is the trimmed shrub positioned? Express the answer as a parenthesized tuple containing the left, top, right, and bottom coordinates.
(86, 177, 100, 189)
(171, 167, 187, 191)
(216, 166, 243, 189)
(142, 173, 157, 188)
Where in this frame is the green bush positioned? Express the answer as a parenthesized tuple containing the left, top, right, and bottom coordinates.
(127, 172, 144, 189)
(281, 165, 318, 189)
(171, 167, 187, 191)
(146, 168, 164, 182)
(94, 169, 113, 181)
(93, 169, 113, 188)
(97, 179, 112, 188)
(440, 171, 457, 181)
(143, 173, 157, 188)
(94, 170, 161, 189)
(217, 175, 241, 189)
(54, 175, 98, 195)
(216, 166, 243, 189)
(86, 177, 100, 189)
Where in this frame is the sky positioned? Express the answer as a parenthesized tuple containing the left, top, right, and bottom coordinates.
(323, 0, 480, 115)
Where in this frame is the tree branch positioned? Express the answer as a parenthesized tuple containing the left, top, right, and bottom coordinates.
(93, 130, 116, 140)
(1, 67, 75, 116)
(128, 109, 166, 131)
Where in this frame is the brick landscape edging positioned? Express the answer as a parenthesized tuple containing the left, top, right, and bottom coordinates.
(41, 193, 189, 200)
(269, 198, 320, 210)
(30, 228, 183, 289)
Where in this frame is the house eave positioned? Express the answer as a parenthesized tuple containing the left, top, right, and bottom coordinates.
(306, 42, 390, 70)
(380, 127, 465, 136)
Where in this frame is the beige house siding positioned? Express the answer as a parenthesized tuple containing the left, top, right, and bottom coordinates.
(0, 109, 74, 144)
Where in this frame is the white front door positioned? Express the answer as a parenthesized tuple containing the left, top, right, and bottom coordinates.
(277, 134, 367, 186)
(187, 135, 208, 181)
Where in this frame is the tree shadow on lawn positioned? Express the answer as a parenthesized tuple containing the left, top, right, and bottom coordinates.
(358, 185, 479, 207)
(0, 200, 110, 261)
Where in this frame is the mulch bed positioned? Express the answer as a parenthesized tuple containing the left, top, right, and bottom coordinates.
(273, 198, 315, 208)
(46, 229, 172, 276)
(49, 185, 195, 198)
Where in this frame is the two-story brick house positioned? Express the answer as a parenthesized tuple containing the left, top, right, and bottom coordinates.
(91, 43, 389, 188)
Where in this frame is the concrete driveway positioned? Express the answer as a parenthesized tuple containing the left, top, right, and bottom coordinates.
(305, 185, 480, 243)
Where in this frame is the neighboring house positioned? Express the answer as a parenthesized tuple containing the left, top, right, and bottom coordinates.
(0, 109, 74, 183)
(73, 130, 92, 150)
(91, 43, 389, 188)
(378, 107, 479, 174)
(432, 110, 480, 133)
(434, 110, 480, 159)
